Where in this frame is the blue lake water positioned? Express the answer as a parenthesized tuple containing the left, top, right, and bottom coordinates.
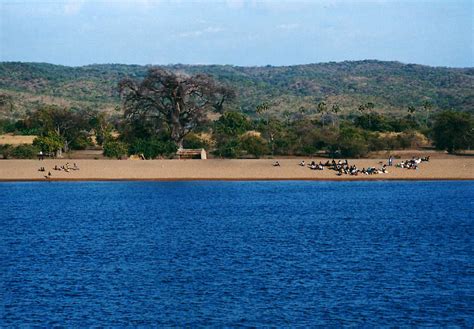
(0, 181, 473, 326)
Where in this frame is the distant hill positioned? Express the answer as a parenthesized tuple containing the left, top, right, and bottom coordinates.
(0, 60, 472, 119)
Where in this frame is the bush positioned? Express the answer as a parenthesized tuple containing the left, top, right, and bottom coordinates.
(239, 135, 269, 158)
(335, 127, 368, 158)
(128, 138, 177, 159)
(432, 111, 473, 153)
(103, 140, 128, 159)
(214, 137, 241, 158)
(0, 120, 16, 134)
(366, 133, 386, 152)
(0, 144, 13, 159)
(182, 133, 210, 149)
(69, 134, 93, 150)
(10, 144, 40, 159)
(214, 111, 251, 136)
(33, 133, 64, 155)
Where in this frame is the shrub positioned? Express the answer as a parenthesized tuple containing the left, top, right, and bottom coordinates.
(0, 144, 13, 159)
(239, 135, 269, 158)
(214, 111, 251, 136)
(33, 133, 64, 155)
(182, 133, 210, 149)
(214, 137, 241, 158)
(366, 133, 386, 152)
(0, 120, 16, 134)
(128, 138, 177, 159)
(69, 134, 93, 150)
(103, 140, 128, 159)
(432, 111, 473, 153)
(335, 127, 368, 158)
(10, 144, 40, 159)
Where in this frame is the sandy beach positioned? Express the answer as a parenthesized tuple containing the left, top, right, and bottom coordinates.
(0, 156, 473, 181)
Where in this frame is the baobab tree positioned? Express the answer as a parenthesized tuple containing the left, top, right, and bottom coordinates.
(119, 68, 233, 149)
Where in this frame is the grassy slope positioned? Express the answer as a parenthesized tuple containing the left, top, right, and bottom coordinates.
(0, 60, 472, 118)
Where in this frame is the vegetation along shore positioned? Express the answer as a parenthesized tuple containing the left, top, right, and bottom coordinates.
(0, 61, 472, 175)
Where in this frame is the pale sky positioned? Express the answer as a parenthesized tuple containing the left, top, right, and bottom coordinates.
(0, 0, 473, 67)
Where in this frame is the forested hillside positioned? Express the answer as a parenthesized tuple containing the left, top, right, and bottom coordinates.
(0, 60, 472, 118)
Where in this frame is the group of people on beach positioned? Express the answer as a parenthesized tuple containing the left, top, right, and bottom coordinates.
(272, 154, 430, 176)
(396, 156, 429, 170)
(325, 159, 388, 176)
(274, 158, 391, 176)
(298, 159, 389, 176)
(299, 160, 325, 170)
(53, 162, 80, 172)
(38, 162, 79, 179)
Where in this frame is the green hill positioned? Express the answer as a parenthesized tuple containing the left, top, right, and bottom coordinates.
(0, 60, 472, 118)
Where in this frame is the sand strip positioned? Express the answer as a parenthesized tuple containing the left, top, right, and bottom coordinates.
(0, 158, 472, 182)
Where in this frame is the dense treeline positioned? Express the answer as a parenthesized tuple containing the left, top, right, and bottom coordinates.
(1, 106, 472, 159)
(1, 60, 473, 118)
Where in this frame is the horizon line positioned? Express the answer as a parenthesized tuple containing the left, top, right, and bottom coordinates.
(1, 59, 473, 70)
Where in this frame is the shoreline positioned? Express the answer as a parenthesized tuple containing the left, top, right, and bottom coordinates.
(0, 177, 473, 183)
(1, 158, 473, 182)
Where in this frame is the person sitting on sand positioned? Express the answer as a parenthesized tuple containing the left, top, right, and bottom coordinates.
(273, 161, 280, 167)
(54, 165, 59, 170)
(73, 163, 79, 170)
(299, 160, 305, 167)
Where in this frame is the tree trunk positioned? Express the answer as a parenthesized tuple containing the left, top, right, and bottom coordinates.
(170, 107, 182, 149)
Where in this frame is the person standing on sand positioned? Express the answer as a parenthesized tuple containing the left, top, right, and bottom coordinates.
(388, 156, 393, 166)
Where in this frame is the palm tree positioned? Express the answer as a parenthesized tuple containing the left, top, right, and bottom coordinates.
(407, 106, 416, 123)
(331, 104, 340, 127)
(282, 110, 291, 126)
(359, 102, 375, 127)
(422, 100, 433, 127)
(317, 101, 328, 127)
(256, 102, 276, 154)
(256, 102, 270, 116)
